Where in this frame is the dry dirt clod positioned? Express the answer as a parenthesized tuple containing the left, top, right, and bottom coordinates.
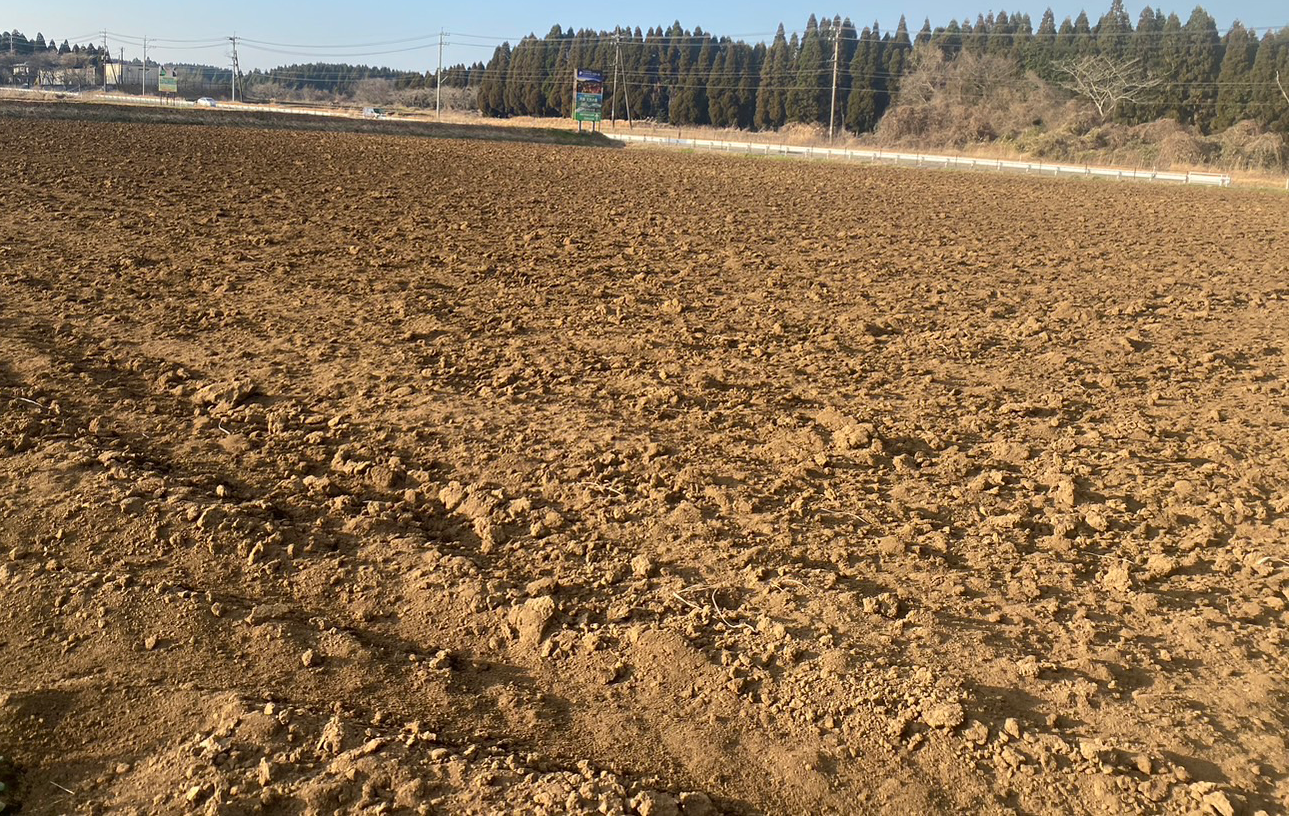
(921, 702, 965, 730)
(1078, 738, 1109, 764)
(1003, 717, 1022, 739)
(1053, 478, 1078, 508)
(1201, 790, 1236, 816)
(511, 596, 557, 648)
(631, 790, 680, 816)
(631, 554, 656, 579)
(1101, 564, 1134, 593)
(118, 496, 145, 515)
(962, 721, 990, 745)
(678, 791, 715, 816)
(191, 380, 256, 413)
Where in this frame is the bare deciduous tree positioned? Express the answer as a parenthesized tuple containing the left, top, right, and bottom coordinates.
(1057, 55, 1162, 119)
(351, 78, 395, 106)
(900, 50, 1022, 107)
(1277, 70, 1288, 105)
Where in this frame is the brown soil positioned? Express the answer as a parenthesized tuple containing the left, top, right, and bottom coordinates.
(0, 100, 620, 149)
(1, 113, 1287, 816)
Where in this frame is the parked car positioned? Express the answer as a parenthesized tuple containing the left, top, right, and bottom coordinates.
(195, 97, 217, 108)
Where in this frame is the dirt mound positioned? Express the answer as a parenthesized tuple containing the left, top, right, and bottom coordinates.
(1156, 132, 1206, 168)
(1215, 120, 1287, 172)
(1, 115, 1287, 815)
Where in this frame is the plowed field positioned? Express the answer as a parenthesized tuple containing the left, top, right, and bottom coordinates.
(1, 113, 1288, 815)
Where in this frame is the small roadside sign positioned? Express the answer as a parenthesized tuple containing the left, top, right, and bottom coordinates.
(158, 66, 178, 93)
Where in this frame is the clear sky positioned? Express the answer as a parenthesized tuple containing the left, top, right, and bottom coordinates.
(6, 0, 1286, 72)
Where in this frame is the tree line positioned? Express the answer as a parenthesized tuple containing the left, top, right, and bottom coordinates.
(242, 61, 486, 97)
(474, 4, 1289, 134)
(1, 30, 83, 56)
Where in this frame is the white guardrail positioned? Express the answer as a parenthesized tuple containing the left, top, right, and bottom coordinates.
(609, 132, 1233, 187)
(98, 93, 356, 118)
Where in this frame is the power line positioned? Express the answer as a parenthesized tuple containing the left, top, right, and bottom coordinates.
(106, 31, 229, 45)
(37, 20, 1289, 66)
(239, 33, 442, 48)
(238, 41, 445, 58)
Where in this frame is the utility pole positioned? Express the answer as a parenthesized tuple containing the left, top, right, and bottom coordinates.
(828, 28, 840, 142)
(616, 31, 633, 129)
(610, 29, 620, 127)
(142, 36, 147, 95)
(228, 35, 240, 102)
(436, 30, 444, 121)
(101, 31, 107, 91)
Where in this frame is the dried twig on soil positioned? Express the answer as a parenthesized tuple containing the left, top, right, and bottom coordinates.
(671, 589, 707, 613)
(768, 577, 807, 593)
(576, 481, 626, 498)
(671, 584, 756, 632)
(817, 506, 880, 526)
(708, 589, 755, 632)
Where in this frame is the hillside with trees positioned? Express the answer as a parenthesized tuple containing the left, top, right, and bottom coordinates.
(468, 5, 1288, 170)
(472, 5, 1288, 137)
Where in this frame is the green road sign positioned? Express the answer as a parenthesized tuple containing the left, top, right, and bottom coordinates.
(574, 92, 602, 122)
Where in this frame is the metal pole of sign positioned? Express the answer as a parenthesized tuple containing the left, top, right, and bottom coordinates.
(573, 69, 580, 133)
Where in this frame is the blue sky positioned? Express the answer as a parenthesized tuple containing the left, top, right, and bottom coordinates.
(7, 0, 1286, 72)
